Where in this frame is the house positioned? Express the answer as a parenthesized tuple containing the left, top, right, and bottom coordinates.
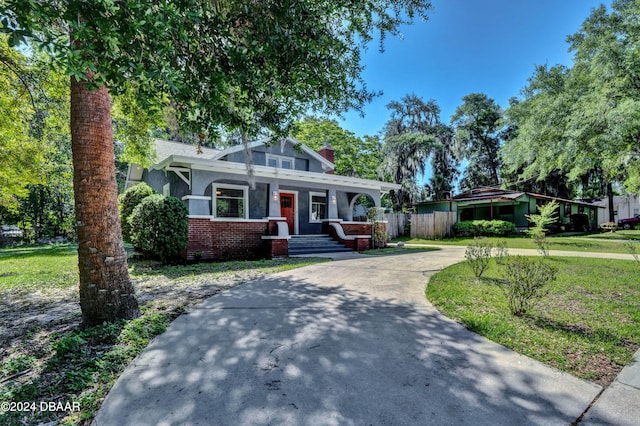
(590, 194, 640, 225)
(416, 187, 602, 232)
(125, 138, 400, 260)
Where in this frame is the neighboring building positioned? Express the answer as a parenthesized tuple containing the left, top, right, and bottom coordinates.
(590, 194, 640, 225)
(416, 187, 602, 232)
(126, 138, 399, 260)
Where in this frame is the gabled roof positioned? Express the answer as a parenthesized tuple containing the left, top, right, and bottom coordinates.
(452, 187, 526, 203)
(420, 187, 603, 208)
(154, 139, 221, 161)
(211, 136, 334, 172)
(130, 138, 399, 193)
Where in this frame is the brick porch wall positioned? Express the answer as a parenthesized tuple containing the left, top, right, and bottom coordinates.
(341, 222, 373, 235)
(186, 218, 269, 261)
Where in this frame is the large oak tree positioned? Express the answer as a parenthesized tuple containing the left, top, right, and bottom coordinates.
(451, 93, 503, 191)
(1, 0, 433, 325)
(501, 0, 640, 221)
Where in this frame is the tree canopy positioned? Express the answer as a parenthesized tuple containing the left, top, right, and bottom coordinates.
(451, 92, 503, 190)
(380, 94, 444, 210)
(501, 0, 640, 199)
(0, 36, 47, 208)
(2, 0, 433, 136)
(292, 117, 382, 180)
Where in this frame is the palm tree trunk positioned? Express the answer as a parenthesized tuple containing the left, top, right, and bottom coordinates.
(70, 73, 140, 326)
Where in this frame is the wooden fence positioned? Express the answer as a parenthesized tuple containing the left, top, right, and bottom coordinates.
(384, 213, 410, 239)
(384, 212, 457, 239)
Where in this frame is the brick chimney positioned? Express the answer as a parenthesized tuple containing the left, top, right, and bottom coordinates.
(318, 140, 335, 174)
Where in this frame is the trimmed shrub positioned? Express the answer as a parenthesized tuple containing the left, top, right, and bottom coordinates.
(454, 220, 515, 237)
(129, 195, 188, 262)
(119, 182, 156, 242)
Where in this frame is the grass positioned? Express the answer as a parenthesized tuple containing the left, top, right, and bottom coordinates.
(0, 244, 78, 293)
(394, 233, 639, 254)
(426, 256, 640, 386)
(586, 230, 640, 241)
(0, 244, 327, 425)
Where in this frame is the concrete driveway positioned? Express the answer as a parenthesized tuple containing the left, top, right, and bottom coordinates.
(94, 248, 602, 425)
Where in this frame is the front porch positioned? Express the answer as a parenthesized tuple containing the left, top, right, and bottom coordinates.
(182, 180, 390, 260)
(185, 216, 381, 261)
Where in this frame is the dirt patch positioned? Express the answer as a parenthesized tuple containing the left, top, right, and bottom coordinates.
(0, 269, 267, 370)
(565, 350, 623, 387)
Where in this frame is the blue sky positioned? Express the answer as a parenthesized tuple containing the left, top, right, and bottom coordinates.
(338, 0, 612, 138)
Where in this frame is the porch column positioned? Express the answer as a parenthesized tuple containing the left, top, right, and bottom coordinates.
(327, 189, 338, 219)
(269, 183, 281, 217)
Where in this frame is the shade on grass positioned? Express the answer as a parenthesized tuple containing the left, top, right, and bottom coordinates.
(426, 256, 640, 385)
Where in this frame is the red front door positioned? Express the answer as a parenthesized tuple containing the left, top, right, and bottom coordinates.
(280, 193, 295, 234)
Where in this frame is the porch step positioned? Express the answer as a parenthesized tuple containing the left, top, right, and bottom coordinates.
(288, 234, 353, 255)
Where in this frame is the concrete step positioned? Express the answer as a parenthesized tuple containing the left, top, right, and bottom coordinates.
(288, 234, 353, 255)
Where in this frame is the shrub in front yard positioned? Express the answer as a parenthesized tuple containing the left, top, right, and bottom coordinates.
(493, 240, 509, 265)
(119, 182, 156, 242)
(129, 195, 188, 262)
(499, 256, 557, 316)
(625, 240, 639, 264)
(454, 220, 515, 237)
(465, 237, 493, 278)
(526, 201, 559, 257)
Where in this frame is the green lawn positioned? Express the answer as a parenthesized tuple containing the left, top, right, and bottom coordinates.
(394, 233, 638, 254)
(426, 256, 640, 386)
(585, 230, 640, 241)
(0, 244, 78, 293)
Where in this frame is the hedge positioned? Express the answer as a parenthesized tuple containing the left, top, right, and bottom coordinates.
(453, 220, 516, 237)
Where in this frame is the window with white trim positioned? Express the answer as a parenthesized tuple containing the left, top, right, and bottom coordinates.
(309, 192, 327, 222)
(213, 184, 248, 218)
(266, 154, 294, 169)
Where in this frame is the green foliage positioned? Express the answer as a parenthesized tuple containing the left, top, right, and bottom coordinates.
(2, 0, 433, 137)
(380, 95, 453, 210)
(451, 93, 503, 190)
(1, 355, 35, 377)
(0, 36, 73, 214)
(464, 237, 493, 278)
(531, 232, 550, 257)
(526, 200, 559, 232)
(366, 207, 388, 248)
(498, 256, 557, 316)
(112, 83, 163, 168)
(0, 37, 45, 208)
(526, 200, 559, 256)
(292, 117, 383, 179)
(118, 182, 156, 243)
(453, 220, 515, 237)
(129, 195, 188, 262)
(501, 1, 640, 195)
